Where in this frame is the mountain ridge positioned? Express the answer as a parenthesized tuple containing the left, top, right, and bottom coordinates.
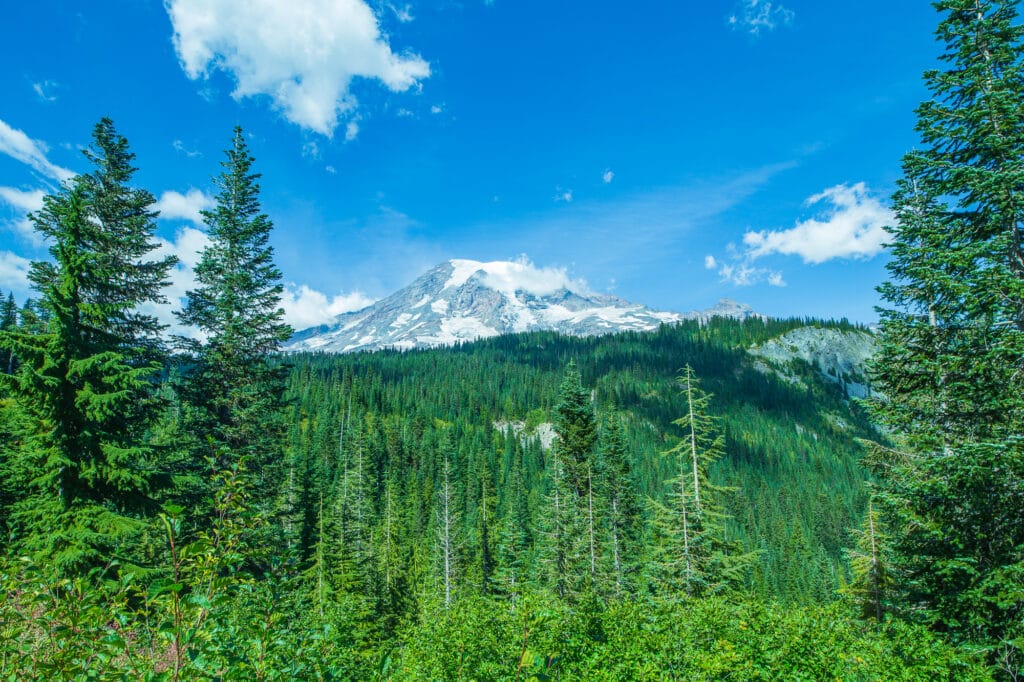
(285, 259, 760, 354)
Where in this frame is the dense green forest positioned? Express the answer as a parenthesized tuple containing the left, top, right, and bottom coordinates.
(1, 1, 1023, 678)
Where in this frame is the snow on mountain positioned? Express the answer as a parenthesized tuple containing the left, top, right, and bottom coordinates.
(285, 259, 760, 354)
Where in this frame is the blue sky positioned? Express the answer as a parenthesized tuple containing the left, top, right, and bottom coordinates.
(0, 0, 941, 329)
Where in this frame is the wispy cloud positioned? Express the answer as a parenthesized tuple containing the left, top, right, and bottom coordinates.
(0, 187, 46, 244)
(728, 0, 794, 35)
(706, 181, 891, 287)
(388, 3, 414, 22)
(554, 187, 573, 203)
(602, 169, 614, 184)
(280, 285, 375, 329)
(172, 139, 202, 158)
(0, 251, 32, 294)
(345, 119, 360, 142)
(32, 80, 59, 103)
(166, 0, 430, 137)
(0, 118, 75, 183)
(154, 189, 215, 226)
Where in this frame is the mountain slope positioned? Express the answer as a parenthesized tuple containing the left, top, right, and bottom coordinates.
(286, 259, 759, 353)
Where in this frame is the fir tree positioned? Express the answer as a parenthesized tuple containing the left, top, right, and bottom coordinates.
(553, 360, 598, 496)
(868, 0, 1024, 668)
(0, 120, 174, 571)
(176, 126, 293, 509)
(649, 366, 749, 598)
(539, 361, 598, 600)
(843, 498, 892, 622)
(596, 413, 642, 597)
(1, 292, 16, 374)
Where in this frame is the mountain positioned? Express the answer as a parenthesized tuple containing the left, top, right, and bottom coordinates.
(749, 326, 877, 399)
(285, 259, 760, 354)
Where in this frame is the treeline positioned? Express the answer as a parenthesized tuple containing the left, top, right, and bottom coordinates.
(0, 1, 1022, 677)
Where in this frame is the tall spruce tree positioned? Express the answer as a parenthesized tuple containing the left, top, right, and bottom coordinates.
(539, 361, 598, 599)
(177, 126, 293, 508)
(596, 413, 642, 597)
(0, 120, 174, 571)
(649, 366, 749, 598)
(869, 1, 1024, 671)
(0, 292, 16, 374)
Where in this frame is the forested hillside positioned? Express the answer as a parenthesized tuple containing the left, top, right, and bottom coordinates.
(1, 1, 1023, 677)
(281, 318, 875, 610)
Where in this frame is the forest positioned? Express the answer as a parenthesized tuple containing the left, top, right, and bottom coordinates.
(1, 1, 1024, 679)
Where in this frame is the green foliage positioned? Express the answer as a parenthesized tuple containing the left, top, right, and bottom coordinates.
(175, 126, 292, 508)
(648, 365, 753, 598)
(868, 1, 1024, 673)
(395, 594, 991, 680)
(0, 120, 173, 572)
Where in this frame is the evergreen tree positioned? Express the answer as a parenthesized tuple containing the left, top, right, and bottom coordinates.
(176, 126, 293, 508)
(649, 366, 749, 598)
(553, 360, 598, 495)
(494, 461, 531, 605)
(436, 453, 460, 608)
(596, 413, 642, 597)
(843, 498, 892, 622)
(539, 361, 598, 600)
(868, 0, 1024, 669)
(1, 292, 16, 374)
(0, 120, 174, 571)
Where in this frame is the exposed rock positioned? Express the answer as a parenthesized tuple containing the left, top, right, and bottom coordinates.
(749, 326, 877, 399)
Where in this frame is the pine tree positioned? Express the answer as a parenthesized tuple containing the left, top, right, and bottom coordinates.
(1, 292, 17, 374)
(649, 366, 749, 598)
(596, 413, 642, 597)
(843, 498, 892, 622)
(436, 454, 459, 608)
(176, 126, 293, 509)
(538, 361, 598, 600)
(494, 461, 531, 605)
(0, 120, 174, 571)
(868, 1, 1024, 668)
(553, 360, 598, 495)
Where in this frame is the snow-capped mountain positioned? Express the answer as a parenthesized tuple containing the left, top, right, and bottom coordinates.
(285, 259, 759, 354)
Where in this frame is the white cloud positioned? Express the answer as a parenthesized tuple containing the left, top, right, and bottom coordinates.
(0, 187, 45, 214)
(602, 169, 614, 184)
(166, 0, 431, 137)
(705, 181, 889, 288)
(729, 0, 794, 35)
(715, 260, 786, 287)
(555, 188, 573, 203)
(0, 187, 46, 243)
(32, 80, 59, 103)
(302, 140, 321, 159)
(345, 120, 360, 142)
(742, 183, 892, 263)
(430, 104, 443, 115)
(140, 226, 212, 338)
(0, 251, 32, 293)
(477, 256, 593, 298)
(389, 3, 414, 22)
(0, 118, 75, 182)
(280, 285, 375, 329)
(154, 189, 215, 226)
(172, 139, 202, 157)
(325, 165, 337, 174)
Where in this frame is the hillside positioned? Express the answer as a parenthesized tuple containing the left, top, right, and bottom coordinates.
(285, 316, 878, 604)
